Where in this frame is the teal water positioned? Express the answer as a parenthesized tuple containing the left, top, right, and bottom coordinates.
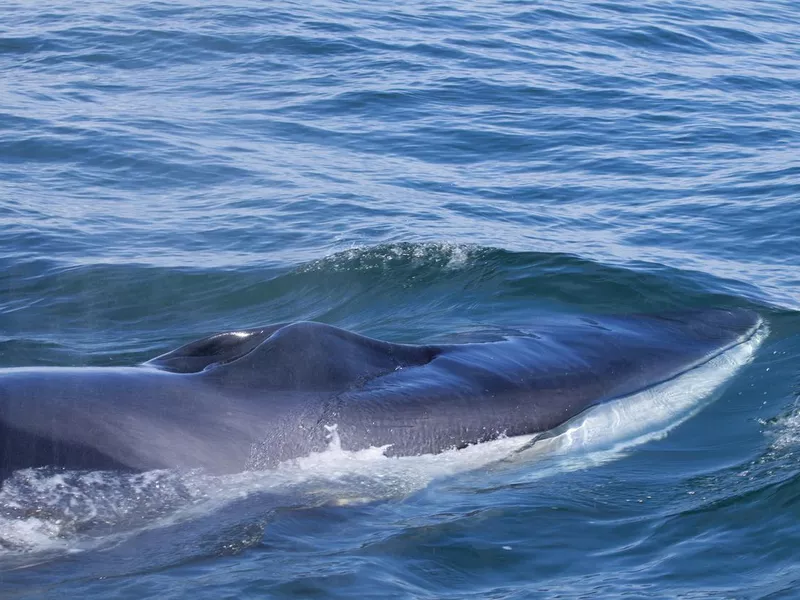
(1, 0, 799, 597)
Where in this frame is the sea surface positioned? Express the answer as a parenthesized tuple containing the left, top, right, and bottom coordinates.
(1, 0, 799, 597)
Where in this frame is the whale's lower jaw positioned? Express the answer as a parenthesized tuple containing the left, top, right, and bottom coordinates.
(522, 319, 768, 459)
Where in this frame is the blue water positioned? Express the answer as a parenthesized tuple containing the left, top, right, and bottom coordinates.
(1, 0, 799, 597)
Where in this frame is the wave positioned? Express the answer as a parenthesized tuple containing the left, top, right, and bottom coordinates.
(0, 243, 772, 363)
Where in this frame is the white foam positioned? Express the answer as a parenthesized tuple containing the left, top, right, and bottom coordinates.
(298, 242, 478, 274)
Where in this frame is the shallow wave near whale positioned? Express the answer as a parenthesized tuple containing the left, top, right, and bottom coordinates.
(0, 308, 765, 483)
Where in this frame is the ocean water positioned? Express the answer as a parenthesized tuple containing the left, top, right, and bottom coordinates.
(1, 0, 799, 597)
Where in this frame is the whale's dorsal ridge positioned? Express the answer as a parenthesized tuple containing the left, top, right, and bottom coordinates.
(162, 321, 441, 391)
(146, 323, 290, 373)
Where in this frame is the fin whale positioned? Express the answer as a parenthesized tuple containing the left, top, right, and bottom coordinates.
(0, 308, 761, 481)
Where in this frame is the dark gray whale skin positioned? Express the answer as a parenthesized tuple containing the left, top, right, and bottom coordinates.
(0, 309, 760, 481)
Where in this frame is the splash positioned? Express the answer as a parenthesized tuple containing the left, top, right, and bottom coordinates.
(765, 400, 800, 452)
